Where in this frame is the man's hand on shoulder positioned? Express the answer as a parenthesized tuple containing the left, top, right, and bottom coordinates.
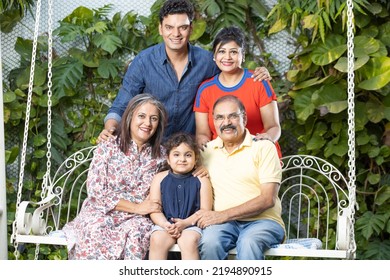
(251, 66, 272, 82)
(97, 119, 118, 144)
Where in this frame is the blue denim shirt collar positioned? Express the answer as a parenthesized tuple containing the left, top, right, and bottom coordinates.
(156, 42, 194, 67)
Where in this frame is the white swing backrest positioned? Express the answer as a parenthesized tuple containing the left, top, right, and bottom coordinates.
(45, 146, 97, 231)
(279, 155, 349, 250)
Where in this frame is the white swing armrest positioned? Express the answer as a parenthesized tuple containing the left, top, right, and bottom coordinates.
(16, 201, 33, 235)
(16, 195, 57, 235)
(31, 203, 55, 235)
(336, 209, 351, 250)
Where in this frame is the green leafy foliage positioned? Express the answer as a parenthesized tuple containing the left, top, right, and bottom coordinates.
(267, 0, 390, 259)
(0, 0, 35, 33)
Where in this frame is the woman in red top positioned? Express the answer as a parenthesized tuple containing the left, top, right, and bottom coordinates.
(193, 26, 282, 158)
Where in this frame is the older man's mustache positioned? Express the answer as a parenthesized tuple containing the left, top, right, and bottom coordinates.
(220, 124, 237, 133)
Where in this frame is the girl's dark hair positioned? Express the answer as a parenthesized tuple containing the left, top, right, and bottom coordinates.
(116, 93, 167, 158)
(159, 0, 194, 23)
(212, 26, 246, 55)
(159, 132, 200, 172)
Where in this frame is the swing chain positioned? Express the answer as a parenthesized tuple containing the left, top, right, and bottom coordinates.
(41, 0, 54, 200)
(11, 0, 43, 260)
(346, 0, 357, 259)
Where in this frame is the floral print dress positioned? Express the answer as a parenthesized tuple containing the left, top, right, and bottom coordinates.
(62, 138, 166, 260)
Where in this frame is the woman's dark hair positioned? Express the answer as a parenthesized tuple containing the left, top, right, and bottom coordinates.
(159, 0, 194, 23)
(116, 93, 167, 158)
(212, 26, 246, 55)
(159, 132, 200, 172)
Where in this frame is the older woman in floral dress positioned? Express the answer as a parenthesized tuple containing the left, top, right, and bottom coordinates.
(63, 93, 167, 260)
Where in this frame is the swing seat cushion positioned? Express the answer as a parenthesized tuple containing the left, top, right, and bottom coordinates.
(273, 238, 322, 250)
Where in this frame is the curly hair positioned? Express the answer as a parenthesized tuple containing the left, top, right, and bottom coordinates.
(159, 0, 194, 23)
(159, 132, 201, 172)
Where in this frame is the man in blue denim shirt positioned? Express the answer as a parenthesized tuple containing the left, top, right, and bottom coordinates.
(99, 0, 270, 142)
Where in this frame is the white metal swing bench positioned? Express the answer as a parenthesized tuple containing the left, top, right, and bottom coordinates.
(10, 0, 358, 260)
(14, 149, 356, 259)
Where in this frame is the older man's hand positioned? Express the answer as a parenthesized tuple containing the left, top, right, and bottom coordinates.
(195, 209, 228, 229)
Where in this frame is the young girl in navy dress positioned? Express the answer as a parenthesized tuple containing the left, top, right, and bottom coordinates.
(148, 132, 213, 259)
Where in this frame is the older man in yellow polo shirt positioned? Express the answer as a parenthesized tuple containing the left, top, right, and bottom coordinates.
(195, 95, 285, 260)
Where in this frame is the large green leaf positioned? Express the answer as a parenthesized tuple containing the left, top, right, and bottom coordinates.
(354, 36, 380, 57)
(324, 132, 348, 157)
(368, 172, 381, 184)
(366, 97, 386, 123)
(63, 6, 94, 25)
(334, 55, 369, 72)
(355, 101, 369, 131)
(202, 0, 221, 17)
(360, 25, 379, 38)
(375, 185, 390, 205)
(55, 23, 83, 43)
(370, 41, 388, 58)
(93, 32, 122, 55)
(52, 59, 83, 99)
(310, 34, 347, 66)
(362, 239, 390, 260)
(51, 134, 68, 151)
(32, 65, 47, 86)
(0, 9, 21, 33)
(3, 91, 16, 103)
(292, 76, 329, 90)
(378, 21, 390, 46)
(268, 18, 287, 35)
(356, 211, 387, 240)
(51, 115, 68, 139)
(15, 65, 47, 89)
(249, 0, 269, 18)
(68, 48, 98, 68)
(306, 134, 326, 150)
(33, 134, 47, 147)
(312, 84, 348, 115)
(312, 84, 346, 105)
(190, 19, 206, 41)
(290, 89, 316, 121)
(358, 56, 390, 90)
(301, 14, 317, 29)
(5, 146, 19, 164)
(85, 21, 108, 34)
(97, 58, 120, 79)
(356, 130, 371, 146)
(318, 100, 347, 116)
(384, 94, 390, 121)
(14, 37, 33, 61)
